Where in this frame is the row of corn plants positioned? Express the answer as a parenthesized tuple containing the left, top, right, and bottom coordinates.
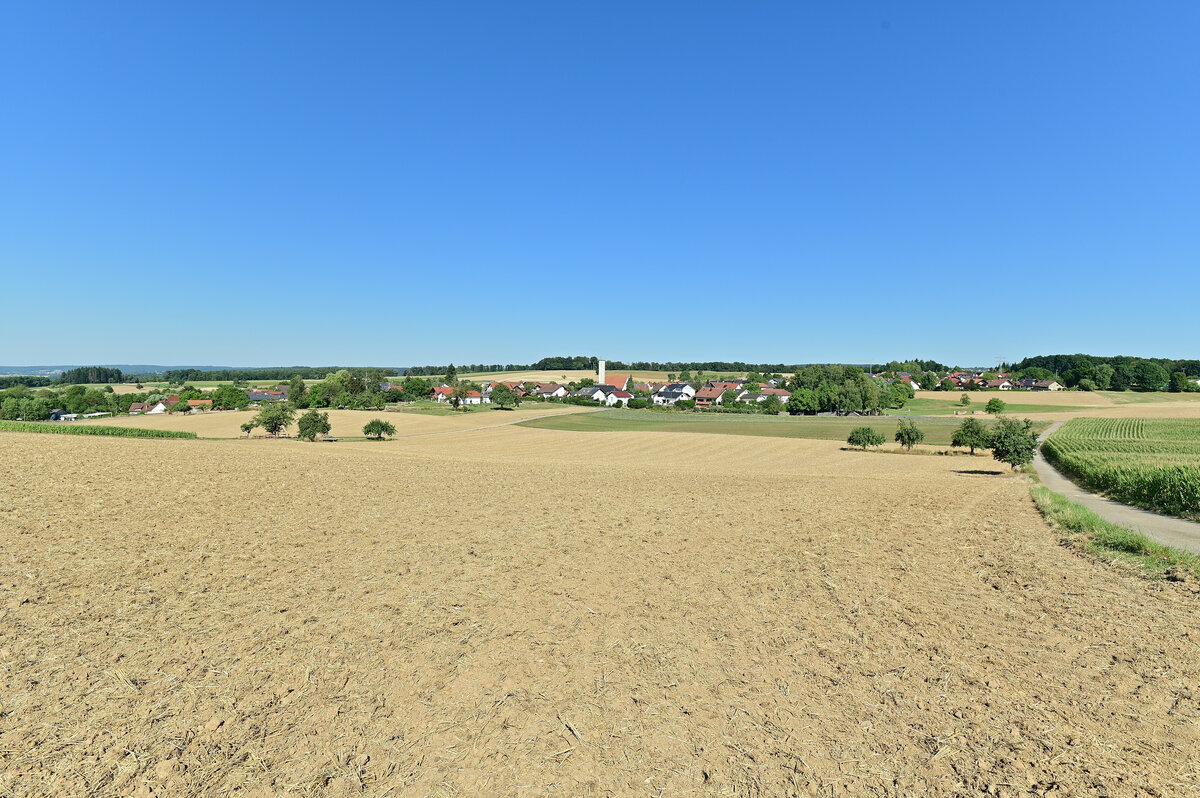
(0, 421, 197, 439)
(1042, 418, 1200, 520)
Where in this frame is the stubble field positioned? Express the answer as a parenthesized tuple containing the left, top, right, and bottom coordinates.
(913, 390, 1200, 420)
(2, 421, 1199, 796)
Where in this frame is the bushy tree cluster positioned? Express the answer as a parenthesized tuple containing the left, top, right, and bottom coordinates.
(1010, 354, 1198, 390)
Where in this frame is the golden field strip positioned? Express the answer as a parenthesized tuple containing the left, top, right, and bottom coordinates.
(3, 412, 1200, 796)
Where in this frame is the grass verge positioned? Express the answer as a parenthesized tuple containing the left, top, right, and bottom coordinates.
(0, 421, 198, 439)
(1031, 483, 1199, 580)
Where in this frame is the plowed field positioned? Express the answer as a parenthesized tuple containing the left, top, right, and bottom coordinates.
(2, 422, 1198, 796)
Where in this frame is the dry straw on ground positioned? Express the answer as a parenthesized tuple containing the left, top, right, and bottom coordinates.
(2, 420, 1200, 796)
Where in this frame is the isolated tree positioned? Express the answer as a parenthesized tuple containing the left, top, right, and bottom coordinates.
(989, 417, 1038, 470)
(450, 384, 470, 409)
(297, 409, 331, 441)
(254, 403, 296, 437)
(951, 417, 989, 455)
(959, 393, 971, 406)
(847, 426, 885, 450)
(363, 418, 397, 439)
(985, 397, 1006, 415)
(490, 383, 517, 409)
(240, 420, 257, 437)
(894, 419, 925, 451)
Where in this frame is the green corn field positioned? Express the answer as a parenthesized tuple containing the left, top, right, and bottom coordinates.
(1042, 418, 1200, 520)
(0, 421, 197, 439)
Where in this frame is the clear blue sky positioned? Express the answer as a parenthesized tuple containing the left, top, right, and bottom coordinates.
(2, 2, 1197, 368)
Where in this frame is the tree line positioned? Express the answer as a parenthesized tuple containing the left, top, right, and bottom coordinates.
(151, 366, 396, 383)
(1009, 354, 1200, 390)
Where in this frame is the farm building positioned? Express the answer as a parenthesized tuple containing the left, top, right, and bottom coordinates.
(429, 386, 455, 403)
(188, 399, 213, 409)
(128, 402, 153, 414)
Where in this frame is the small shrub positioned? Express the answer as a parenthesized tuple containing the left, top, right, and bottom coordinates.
(363, 418, 397, 439)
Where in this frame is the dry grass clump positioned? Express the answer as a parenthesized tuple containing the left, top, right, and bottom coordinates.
(2, 426, 1200, 795)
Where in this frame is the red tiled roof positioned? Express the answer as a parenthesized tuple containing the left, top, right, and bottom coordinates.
(695, 386, 724, 400)
(432, 386, 454, 396)
(611, 390, 632, 398)
(187, 399, 213, 406)
(761, 387, 791, 397)
(604, 374, 630, 390)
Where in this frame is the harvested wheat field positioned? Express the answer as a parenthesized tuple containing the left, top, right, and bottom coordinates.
(72, 405, 585, 439)
(914, 390, 1200, 420)
(2, 423, 1200, 797)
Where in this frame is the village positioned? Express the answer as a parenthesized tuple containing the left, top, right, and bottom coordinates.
(34, 366, 1066, 422)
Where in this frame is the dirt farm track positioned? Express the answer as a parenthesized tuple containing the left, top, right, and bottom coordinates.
(3, 419, 1200, 796)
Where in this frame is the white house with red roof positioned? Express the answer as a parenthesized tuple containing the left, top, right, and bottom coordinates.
(607, 390, 633, 407)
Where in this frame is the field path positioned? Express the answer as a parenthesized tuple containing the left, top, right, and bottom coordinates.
(1034, 421, 1200, 553)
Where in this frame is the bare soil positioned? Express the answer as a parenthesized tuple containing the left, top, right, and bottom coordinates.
(2, 424, 1199, 796)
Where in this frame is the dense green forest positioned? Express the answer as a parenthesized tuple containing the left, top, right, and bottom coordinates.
(57, 366, 126, 384)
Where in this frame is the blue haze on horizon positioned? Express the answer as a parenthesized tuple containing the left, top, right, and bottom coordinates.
(1, 2, 1197, 368)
